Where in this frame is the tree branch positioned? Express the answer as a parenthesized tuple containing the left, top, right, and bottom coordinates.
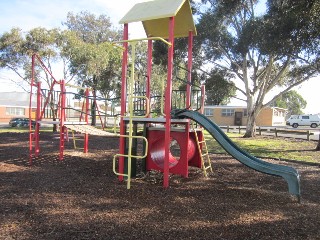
(5, 64, 25, 80)
(263, 70, 317, 108)
(266, 57, 291, 92)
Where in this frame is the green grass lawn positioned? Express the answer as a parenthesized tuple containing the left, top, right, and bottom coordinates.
(203, 131, 320, 164)
(0, 127, 53, 133)
(1, 127, 319, 164)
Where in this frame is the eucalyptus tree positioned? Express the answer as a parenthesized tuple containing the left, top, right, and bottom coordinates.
(62, 11, 123, 125)
(195, 0, 319, 137)
(152, 18, 237, 111)
(274, 90, 307, 116)
(0, 27, 72, 131)
(0, 27, 64, 90)
(203, 69, 236, 105)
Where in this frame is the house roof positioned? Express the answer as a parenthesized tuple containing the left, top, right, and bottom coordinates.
(204, 105, 247, 109)
(0, 92, 36, 108)
(119, 0, 196, 38)
(204, 105, 287, 111)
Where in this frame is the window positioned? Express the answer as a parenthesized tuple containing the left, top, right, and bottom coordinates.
(6, 107, 25, 116)
(222, 109, 234, 117)
(204, 108, 214, 116)
(302, 116, 309, 119)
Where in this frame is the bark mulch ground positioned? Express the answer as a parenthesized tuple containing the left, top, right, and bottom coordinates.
(0, 132, 319, 240)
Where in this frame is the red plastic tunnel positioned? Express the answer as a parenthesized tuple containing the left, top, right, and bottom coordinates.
(149, 136, 196, 169)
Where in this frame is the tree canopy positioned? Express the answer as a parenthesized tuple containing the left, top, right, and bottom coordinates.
(193, 0, 319, 137)
(0, 11, 124, 127)
(274, 90, 307, 116)
(0, 27, 66, 90)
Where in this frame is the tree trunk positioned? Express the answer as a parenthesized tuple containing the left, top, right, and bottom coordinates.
(91, 95, 96, 126)
(52, 108, 58, 132)
(104, 98, 109, 128)
(91, 76, 97, 126)
(243, 95, 258, 138)
(244, 110, 256, 137)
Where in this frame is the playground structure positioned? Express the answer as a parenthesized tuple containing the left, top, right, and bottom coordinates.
(28, 0, 300, 199)
(28, 54, 120, 164)
(113, 0, 300, 199)
(112, 0, 210, 189)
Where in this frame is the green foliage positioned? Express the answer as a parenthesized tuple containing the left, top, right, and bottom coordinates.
(193, 0, 319, 137)
(265, 0, 319, 56)
(0, 28, 25, 68)
(203, 69, 236, 105)
(61, 12, 123, 99)
(0, 27, 64, 89)
(274, 90, 307, 115)
(0, 11, 123, 96)
(63, 11, 122, 44)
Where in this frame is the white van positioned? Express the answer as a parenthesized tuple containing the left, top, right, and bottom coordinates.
(286, 114, 320, 128)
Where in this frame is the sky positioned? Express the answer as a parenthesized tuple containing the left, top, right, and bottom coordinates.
(0, 0, 319, 114)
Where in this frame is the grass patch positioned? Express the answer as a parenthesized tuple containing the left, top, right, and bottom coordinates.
(0, 127, 56, 133)
(1, 127, 319, 164)
(203, 131, 319, 164)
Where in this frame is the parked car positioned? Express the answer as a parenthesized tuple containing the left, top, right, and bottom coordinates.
(286, 114, 320, 128)
(9, 118, 36, 128)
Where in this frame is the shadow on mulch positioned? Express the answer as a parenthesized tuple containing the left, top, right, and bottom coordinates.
(0, 132, 320, 240)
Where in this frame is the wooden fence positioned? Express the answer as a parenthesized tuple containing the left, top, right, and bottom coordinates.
(220, 126, 320, 141)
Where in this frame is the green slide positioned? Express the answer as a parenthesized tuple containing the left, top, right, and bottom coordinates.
(173, 109, 301, 199)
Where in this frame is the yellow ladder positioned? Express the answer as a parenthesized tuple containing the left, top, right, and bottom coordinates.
(192, 123, 212, 177)
(112, 41, 150, 189)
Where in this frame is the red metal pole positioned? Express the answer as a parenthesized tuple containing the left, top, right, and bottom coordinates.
(84, 88, 89, 153)
(186, 31, 193, 109)
(40, 80, 57, 119)
(183, 31, 194, 176)
(32, 54, 58, 119)
(29, 54, 36, 165)
(118, 23, 129, 181)
(59, 80, 66, 160)
(147, 39, 152, 117)
(164, 17, 175, 188)
(35, 81, 41, 158)
(34, 54, 59, 83)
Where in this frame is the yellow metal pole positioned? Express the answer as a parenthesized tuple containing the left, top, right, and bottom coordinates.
(112, 40, 151, 189)
(125, 42, 137, 189)
(113, 37, 171, 47)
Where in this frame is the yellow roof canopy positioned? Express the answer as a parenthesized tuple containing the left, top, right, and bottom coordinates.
(119, 0, 197, 38)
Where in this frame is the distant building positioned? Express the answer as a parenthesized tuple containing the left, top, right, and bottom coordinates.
(204, 105, 287, 126)
(0, 92, 37, 123)
(1, 92, 287, 127)
(0, 91, 121, 123)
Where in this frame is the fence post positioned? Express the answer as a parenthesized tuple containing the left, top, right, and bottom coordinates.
(238, 126, 241, 134)
(259, 127, 262, 135)
(307, 130, 310, 141)
(275, 128, 278, 137)
(227, 126, 230, 133)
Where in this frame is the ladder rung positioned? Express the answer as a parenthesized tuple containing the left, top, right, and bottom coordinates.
(192, 126, 212, 177)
